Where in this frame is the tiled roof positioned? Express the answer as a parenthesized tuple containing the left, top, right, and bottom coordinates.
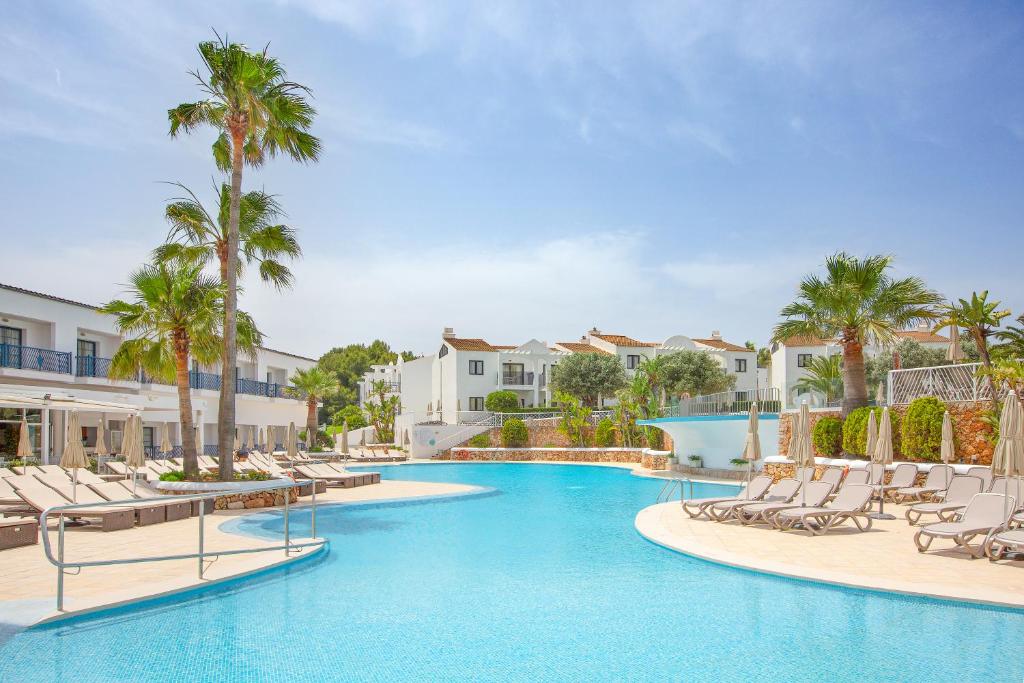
(896, 329, 950, 343)
(692, 338, 751, 353)
(491, 345, 518, 350)
(0, 282, 100, 310)
(445, 337, 498, 352)
(556, 342, 613, 355)
(591, 333, 659, 347)
(780, 335, 830, 348)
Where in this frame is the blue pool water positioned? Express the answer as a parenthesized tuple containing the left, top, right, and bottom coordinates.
(1, 463, 1023, 682)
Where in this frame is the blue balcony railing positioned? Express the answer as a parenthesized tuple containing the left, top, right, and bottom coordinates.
(190, 371, 222, 391)
(0, 343, 71, 374)
(75, 355, 113, 378)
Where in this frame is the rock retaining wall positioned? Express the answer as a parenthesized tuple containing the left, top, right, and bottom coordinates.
(162, 487, 299, 510)
(447, 447, 667, 470)
(762, 461, 928, 486)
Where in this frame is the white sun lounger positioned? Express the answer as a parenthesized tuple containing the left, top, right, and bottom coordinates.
(774, 484, 875, 535)
(893, 465, 954, 504)
(905, 476, 983, 526)
(914, 493, 1016, 558)
(985, 527, 1024, 561)
(6, 475, 134, 532)
(709, 479, 801, 521)
(735, 481, 833, 526)
(877, 463, 918, 502)
(681, 476, 771, 519)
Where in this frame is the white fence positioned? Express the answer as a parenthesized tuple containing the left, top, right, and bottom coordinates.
(887, 363, 1003, 405)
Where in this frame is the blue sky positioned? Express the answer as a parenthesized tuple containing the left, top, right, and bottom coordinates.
(2, 1, 1023, 357)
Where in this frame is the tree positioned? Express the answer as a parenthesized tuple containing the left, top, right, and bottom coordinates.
(169, 32, 320, 480)
(549, 353, 627, 406)
(992, 314, 1024, 362)
(772, 253, 942, 416)
(553, 391, 591, 446)
(616, 371, 663, 448)
(659, 350, 735, 398)
(154, 182, 301, 289)
(865, 339, 957, 395)
(287, 366, 339, 448)
(484, 390, 519, 413)
(935, 291, 1010, 368)
(318, 341, 415, 421)
(757, 347, 772, 368)
(331, 405, 367, 431)
(794, 355, 844, 404)
(101, 263, 262, 478)
(365, 380, 401, 442)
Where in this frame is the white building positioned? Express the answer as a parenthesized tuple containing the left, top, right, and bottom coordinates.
(768, 323, 950, 408)
(357, 362, 402, 407)
(395, 326, 758, 425)
(0, 283, 316, 462)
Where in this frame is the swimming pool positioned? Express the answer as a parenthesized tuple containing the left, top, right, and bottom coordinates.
(1, 463, 1022, 682)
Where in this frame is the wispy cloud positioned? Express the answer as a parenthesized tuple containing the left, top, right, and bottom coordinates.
(666, 120, 736, 162)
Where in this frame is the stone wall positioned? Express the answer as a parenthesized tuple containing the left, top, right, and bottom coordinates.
(762, 461, 928, 487)
(777, 401, 994, 464)
(447, 447, 667, 470)
(162, 487, 299, 510)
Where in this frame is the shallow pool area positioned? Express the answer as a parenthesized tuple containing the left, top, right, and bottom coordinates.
(1, 463, 1022, 682)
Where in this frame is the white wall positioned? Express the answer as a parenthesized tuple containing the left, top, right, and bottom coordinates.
(642, 415, 780, 470)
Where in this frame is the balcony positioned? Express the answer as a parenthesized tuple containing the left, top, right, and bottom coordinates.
(0, 343, 71, 374)
(75, 355, 114, 378)
(501, 371, 535, 387)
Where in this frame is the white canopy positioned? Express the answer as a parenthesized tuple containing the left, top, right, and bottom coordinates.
(0, 392, 138, 414)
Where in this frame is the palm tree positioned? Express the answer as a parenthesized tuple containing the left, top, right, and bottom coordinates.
(169, 32, 320, 479)
(936, 291, 1011, 368)
(101, 263, 263, 478)
(793, 355, 844, 405)
(154, 182, 301, 288)
(993, 315, 1024, 361)
(287, 367, 338, 449)
(772, 253, 942, 416)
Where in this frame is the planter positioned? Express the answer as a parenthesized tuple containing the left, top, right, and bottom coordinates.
(686, 456, 703, 469)
(153, 478, 299, 510)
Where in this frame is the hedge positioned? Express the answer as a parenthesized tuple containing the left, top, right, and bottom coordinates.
(842, 407, 902, 457)
(594, 418, 616, 447)
(467, 432, 491, 448)
(812, 416, 843, 457)
(901, 396, 946, 462)
(501, 418, 529, 447)
(485, 391, 520, 413)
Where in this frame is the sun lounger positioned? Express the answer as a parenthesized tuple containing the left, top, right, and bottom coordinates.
(709, 478, 801, 521)
(985, 526, 1024, 561)
(735, 481, 834, 526)
(324, 463, 380, 484)
(681, 476, 772, 519)
(892, 465, 954, 504)
(914, 493, 1016, 558)
(83, 481, 172, 526)
(123, 481, 207, 516)
(294, 464, 366, 488)
(877, 463, 918, 502)
(818, 467, 844, 491)
(905, 476, 983, 525)
(967, 466, 993, 492)
(6, 475, 134, 531)
(0, 515, 38, 549)
(775, 484, 875, 535)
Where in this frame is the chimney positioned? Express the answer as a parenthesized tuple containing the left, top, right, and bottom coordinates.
(442, 327, 455, 339)
(711, 330, 722, 340)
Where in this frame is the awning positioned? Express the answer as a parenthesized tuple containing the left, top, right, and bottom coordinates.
(0, 391, 139, 414)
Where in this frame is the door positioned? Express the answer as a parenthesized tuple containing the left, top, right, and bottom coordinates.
(77, 339, 97, 376)
(0, 326, 23, 368)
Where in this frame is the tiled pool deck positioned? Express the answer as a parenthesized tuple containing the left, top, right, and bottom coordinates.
(636, 499, 1024, 608)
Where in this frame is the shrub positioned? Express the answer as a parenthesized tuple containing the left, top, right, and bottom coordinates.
(812, 416, 843, 457)
(842, 407, 902, 457)
(467, 432, 491, 448)
(242, 470, 272, 481)
(500, 418, 529, 447)
(331, 405, 367, 431)
(594, 418, 616, 447)
(730, 457, 748, 467)
(485, 390, 520, 413)
(901, 396, 946, 462)
(159, 470, 186, 482)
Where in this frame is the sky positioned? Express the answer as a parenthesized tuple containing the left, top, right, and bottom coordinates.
(2, 1, 1023, 359)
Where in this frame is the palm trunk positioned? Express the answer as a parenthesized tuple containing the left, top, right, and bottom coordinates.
(174, 333, 200, 479)
(218, 128, 244, 481)
(841, 338, 868, 417)
(306, 397, 318, 449)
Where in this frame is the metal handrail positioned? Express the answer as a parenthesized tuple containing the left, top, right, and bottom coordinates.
(656, 477, 694, 504)
(38, 478, 324, 611)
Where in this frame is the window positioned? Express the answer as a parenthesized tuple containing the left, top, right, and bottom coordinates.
(438, 344, 448, 358)
(77, 339, 97, 358)
(469, 360, 484, 375)
(0, 326, 22, 347)
(735, 358, 747, 373)
(468, 396, 484, 411)
(626, 354, 640, 369)
(797, 354, 814, 368)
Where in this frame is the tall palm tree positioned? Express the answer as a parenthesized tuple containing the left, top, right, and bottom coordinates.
(935, 291, 1010, 368)
(169, 32, 320, 480)
(154, 182, 301, 288)
(772, 253, 942, 416)
(793, 355, 844, 404)
(101, 263, 263, 478)
(287, 367, 339, 449)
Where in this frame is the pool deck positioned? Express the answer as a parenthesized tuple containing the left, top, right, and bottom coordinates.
(0, 478, 477, 632)
(636, 500, 1024, 609)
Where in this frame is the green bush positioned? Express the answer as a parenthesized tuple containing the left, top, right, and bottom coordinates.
(331, 405, 367, 431)
(812, 416, 843, 457)
(842, 407, 902, 457)
(594, 418, 616, 447)
(159, 470, 186, 482)
(467, 432, 491, 448)
(500, 418, 529, 447)
(901, 397, 946, 462)
(485, 390, 520, 413)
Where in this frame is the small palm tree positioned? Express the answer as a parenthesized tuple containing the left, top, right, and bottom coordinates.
(936, 291, 1011, 368)
(169, 31, 320, 479)
(993, 315, 1024, 361)
(101, 263, 263, 478)
(772, 253, 942, 416)
(154, 182, 301, 288)
(288, 367, 339, 448)
(793, 355, 844, 404)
